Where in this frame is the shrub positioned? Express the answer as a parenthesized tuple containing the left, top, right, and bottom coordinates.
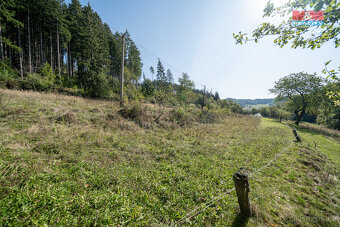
(169, 107, 197, 127)
(26, 73, 55, 91)
(0, 60, 18, 89)
(119, 103, 144, 120)
(19, 63, 57, 92)
(118, 103, 154, 128)
(317, 108, 340, 130)
(141, 79, 155, 97)
(39, 63, 56, 81)
(85, 72, 110, 98)
(199, 110, 219, 124)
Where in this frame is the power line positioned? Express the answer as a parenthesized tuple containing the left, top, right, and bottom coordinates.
(109, 26, 184, 74)
(109, 26, 209, 90)
(172, 136, 295, 226)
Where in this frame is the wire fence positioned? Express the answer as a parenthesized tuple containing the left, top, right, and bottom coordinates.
(108, 26, 298, 227)
(172, 123, 296, 226)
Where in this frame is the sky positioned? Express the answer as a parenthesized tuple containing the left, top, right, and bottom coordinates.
(66, 0, 339, 99)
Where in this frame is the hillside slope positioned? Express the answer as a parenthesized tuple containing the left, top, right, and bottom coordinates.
(227, 98, 275, 109)
(0, 89, 339, 226)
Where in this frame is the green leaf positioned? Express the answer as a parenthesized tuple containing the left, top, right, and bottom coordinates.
(314, 1, 324, 11)
(325, 60, 332, 66)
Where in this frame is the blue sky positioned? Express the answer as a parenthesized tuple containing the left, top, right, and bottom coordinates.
(67, 0, 339, 99)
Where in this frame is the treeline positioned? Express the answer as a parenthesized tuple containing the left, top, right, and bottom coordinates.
(248, 73, 340, 130)
(252, 104, 340, 130)
(0, 0, 244, 114)
(139, 59, 244, 113)
(229, 98, 275, 108)
(0, 0, 143, 98)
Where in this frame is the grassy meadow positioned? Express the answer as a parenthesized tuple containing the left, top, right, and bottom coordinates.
(0, 89, 339, 226)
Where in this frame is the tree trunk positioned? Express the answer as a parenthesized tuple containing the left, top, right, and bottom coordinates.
(4, 43, 7, 59)
(18, 27, 23, 79)
(71, 56, 74, 77)
(295, 109, 305, 125)
(0, 22, 3, 60)
(50, 31, 53, 69)
(57, 21, 61, 81)
(8, 43, 12, 64)
(136, 79, 138, 97)
(40, 29, 43, 65)
(28, 5, 32, 74)
(67, 42, 71, 80)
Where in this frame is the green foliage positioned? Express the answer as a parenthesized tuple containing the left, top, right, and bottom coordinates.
(317, 106, 340, 130)
(326, 79, 340, 106)
(0, 60, 17, 88)
(26, 73, 55, 92)
(20, 63, 56, 92)
(0, 0, 23, 51)
(156, 59, 166, 83)
(234, 0, 340, 49)
(199, 109, 219, 124)
(85, 72, 110, 98)
(154, 89, 175, 106)
(169, 107, 197, 127)
(216, 99, 244, 114)
(234, 0, 340, 107)
(259, 106, 292, 121)
(270, 72, 324, 125)
(177, 73, 195, 105)
(213, 91, 220, 101)
(141, 78, 155, 97)
(39, 63, 56, 82)
(126, 40, 142, 81)
(119, 102, 144, 122)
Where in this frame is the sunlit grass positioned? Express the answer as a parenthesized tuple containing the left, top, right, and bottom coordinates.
(0, 89, 339, 226)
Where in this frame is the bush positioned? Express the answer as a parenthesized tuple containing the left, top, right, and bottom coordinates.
(0, 60, 18, 89)
(26, 73, 55, 91)
(85, 72, 110, 98)
(18, 63, 57, 92)
(119, 103, 144, 120)
(199, 110, 219, 124)
(118, 103, 154, 128)
(141, 79, 155, 97)
(39, 63, 56, 81)
(169, 107, 197, 127)
(317, 108, 340, 130)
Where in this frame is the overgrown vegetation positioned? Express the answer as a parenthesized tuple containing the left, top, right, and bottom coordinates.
(0, 89, 339, 226)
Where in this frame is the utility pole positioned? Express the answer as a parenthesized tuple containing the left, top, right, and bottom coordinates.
(120, 32, 126, 107)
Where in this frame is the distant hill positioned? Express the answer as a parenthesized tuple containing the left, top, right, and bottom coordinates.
(228, 98, 275, 109)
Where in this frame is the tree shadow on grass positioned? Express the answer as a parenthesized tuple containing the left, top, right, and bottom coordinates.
(231, 213, 249, 227)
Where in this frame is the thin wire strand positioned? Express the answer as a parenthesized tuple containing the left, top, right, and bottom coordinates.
(109, 26, 208, 89)
(172, 187, 235, 226)
(173, 135, 295, 226)
(249, 142, 294, 179)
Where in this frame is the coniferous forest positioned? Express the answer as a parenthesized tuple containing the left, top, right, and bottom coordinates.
(0, 0, 243, 111)
(0, 0, 339, 128)
(0, 0, 144, 98)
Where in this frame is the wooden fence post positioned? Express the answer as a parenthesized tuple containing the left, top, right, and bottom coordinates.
(233, 168, 251, 217)
(292, 127, 302, 142)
